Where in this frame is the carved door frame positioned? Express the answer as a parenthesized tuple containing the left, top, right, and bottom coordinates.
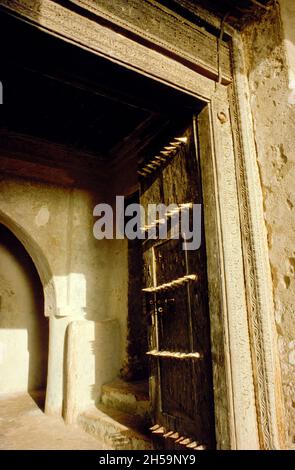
(0, 0, 285, 449)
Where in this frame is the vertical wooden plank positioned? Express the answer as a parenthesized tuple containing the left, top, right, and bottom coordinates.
(210, 87, 259, 449)
(197, 105, 231, 449)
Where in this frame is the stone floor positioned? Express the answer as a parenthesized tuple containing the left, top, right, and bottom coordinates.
(0, 391, 105, 450)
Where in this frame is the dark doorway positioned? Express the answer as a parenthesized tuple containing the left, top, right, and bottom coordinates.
(0, 9, 215, 445)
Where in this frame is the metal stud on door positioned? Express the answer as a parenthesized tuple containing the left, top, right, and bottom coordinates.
(140, 117, 216, 449)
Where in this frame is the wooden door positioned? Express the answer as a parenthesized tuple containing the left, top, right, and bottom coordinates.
(139, 116, 215, 450)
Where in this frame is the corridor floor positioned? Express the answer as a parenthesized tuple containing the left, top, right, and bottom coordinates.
(0, 391, 105, 450)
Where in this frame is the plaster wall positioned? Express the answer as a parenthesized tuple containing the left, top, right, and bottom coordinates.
(279, 0, 295, 103)
(0, 175, 128, 415)
(64, 318, 121, 423)
(242, 5, 295, 448)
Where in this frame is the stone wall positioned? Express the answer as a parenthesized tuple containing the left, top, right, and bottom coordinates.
(242, 4, 295, 448)
(280, 0, 295, 102)
(0, 174, 128, 415)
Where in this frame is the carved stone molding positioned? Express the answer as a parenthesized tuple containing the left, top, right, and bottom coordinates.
(210, 86, 260, 449)
(229, 33, 285, 449)
(0, 0, 216, 99)
(68, 0, 231, 82)
(0, 0, 284, 449)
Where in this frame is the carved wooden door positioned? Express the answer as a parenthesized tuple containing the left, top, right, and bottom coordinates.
(139, 117, 215, 450)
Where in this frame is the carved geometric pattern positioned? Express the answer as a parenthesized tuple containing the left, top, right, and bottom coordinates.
(69, 0, 231, 82)
(228, 41, 281, 449)
(0, 0, 218, 98)
(0, 0, 282, 449)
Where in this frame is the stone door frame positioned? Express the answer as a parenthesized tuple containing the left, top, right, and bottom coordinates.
(0, 0, 285, 449)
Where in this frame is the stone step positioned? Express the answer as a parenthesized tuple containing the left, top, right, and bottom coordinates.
(101, 379, 150, 424)
(78, 404, 152, 450)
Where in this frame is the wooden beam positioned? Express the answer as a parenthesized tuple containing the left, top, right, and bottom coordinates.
(0, 0, 232, 84)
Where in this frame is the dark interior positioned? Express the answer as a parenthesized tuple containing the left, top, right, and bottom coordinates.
(159, 0, 273, 29)
(0, 10, 203, 167)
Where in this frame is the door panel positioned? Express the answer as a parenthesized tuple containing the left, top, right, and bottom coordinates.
(140, 117, 215, 450)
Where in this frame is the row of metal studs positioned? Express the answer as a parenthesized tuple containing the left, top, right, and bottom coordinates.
(142, 274, 198, 293)
(150, 424, 206, 450)
(146, 350, 201, 360)
(138, 136, 187, 177)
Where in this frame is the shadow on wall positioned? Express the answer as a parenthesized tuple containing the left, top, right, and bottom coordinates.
(0, 224, 48, 405)
(243, 2, 295, 103)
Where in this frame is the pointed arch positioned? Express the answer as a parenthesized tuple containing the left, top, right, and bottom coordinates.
(0, 209, 57, 317)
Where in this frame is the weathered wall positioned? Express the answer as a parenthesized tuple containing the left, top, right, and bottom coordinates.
(242, 5, 295, 448)
(280, 0, 295, 103)
(0, 174, 128, 414)
(0, 224, 48, 393)
(0, 176, 128, 321)
(64, 318, 121, 423)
